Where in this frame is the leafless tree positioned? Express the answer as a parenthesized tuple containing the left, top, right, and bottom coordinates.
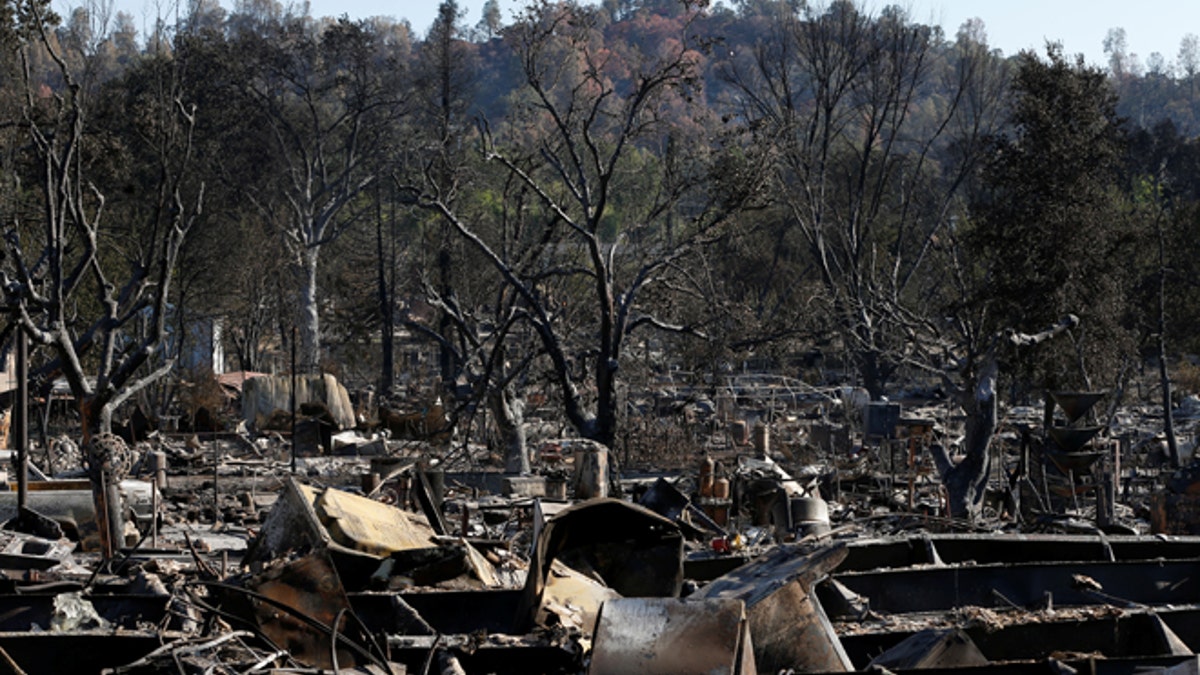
(722, 3, 1008, 398)
(402, 0, 769, 451)
(7, 5, 202, 438)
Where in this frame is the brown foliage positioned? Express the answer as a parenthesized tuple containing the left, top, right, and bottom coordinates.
(377, 402, 451, 443)
(179, 370, 228, 432)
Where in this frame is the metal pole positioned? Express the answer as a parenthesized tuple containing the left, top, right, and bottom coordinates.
(41, 399, 53, 477)
(16, 329, 27, 512)
(212, 436, 219, 524)
(291, 325, 297, 474)
(95, 472, 113, 559)
(151, 481, 158, 549)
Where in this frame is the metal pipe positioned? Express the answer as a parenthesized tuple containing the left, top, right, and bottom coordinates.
(212, 437, 219, 524)
(291, 325, 297, 475)
(16, 329, 27, 513)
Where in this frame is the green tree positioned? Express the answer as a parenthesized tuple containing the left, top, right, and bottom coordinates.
(1179, 33, 1198, 103)
(933, 45, 1136, 519)
(1104, 26, 1129, 79)
(969, 45, 1134, 393)
(477, 0, 501, 40)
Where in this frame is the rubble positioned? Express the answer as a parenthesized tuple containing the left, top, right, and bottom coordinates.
(0, 374, 1197, 674)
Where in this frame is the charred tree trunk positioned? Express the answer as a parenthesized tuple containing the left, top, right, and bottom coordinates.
(437, 245, 458, 389)
(295, 246, 322, 374)
(489, 385, 528, 474)
(594, 353, 618, 450)
(932, 316, 1079, 521)
(1158, 213, 1180, 467)
(859, 349, 891, 401)
(931, 360, 998, 520)
(376, 198, 395, 393)
(1159, 339, 1178, 467)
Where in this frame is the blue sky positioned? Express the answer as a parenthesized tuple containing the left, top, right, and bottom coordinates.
(905, 0, 1199, 69)
(94, 0, 1199, 71)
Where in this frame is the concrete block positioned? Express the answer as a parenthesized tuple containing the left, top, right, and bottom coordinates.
(503, 476, 547, 498)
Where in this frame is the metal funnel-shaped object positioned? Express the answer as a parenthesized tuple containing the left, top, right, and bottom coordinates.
(1050, 391, 1107, 424)
(1045, 448, 1106, 473)
(1047, 425, 1103, 452)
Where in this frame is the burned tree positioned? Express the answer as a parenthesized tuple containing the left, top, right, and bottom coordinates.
(929, 316, 1078, 520)
(3, 4, 203, 555)
(722, 3, 1008, 398)
(402, 0, 768, 451)
(7, 6, 202, 440)
(412, 0, 478, 392)
(183, 15, 409, 373)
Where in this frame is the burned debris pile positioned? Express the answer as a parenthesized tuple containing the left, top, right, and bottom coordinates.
(2, 374, 1200, 673)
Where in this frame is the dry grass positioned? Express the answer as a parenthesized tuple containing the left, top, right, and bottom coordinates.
(1175, 360, 1200, 398)
(178, 369, 226, 421)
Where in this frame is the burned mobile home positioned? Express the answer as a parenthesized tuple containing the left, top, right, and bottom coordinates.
(0, 365, 1197, 674)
